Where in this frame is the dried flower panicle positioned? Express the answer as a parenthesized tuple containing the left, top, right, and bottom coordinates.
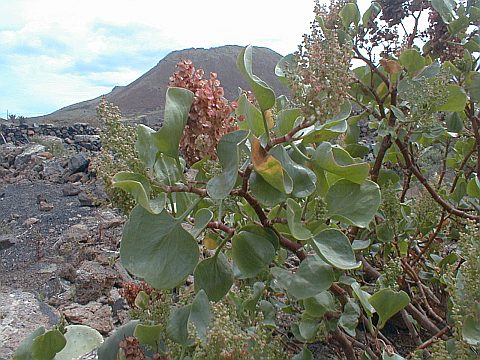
(169, 60, 238, 165)
(120, 281, 156, 307)
(291, 0, 352, 123)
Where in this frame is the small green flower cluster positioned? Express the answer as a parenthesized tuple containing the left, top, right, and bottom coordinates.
(376, 257, 402, 291)
(413, 190, 442, 234)
(92, 97, 145, 213)
(381, 185, 402, 237)
(193, 300, 288, 360)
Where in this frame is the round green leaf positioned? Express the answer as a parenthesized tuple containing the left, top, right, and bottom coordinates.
(121, 206, 200, 289)
(286, 198, 312, 241)
(304, 291, 335, 318)
(31, 329, 66, 360)
(399, 49, 425, 75)
(194, 253, 234, 301)
(462, 315, 480, 345)
(287, 256, 334, 299)
(232, 226, 276, 278)
(369, 289, 410, 329)
(326, 179, 381, 228)
(55, 325, 103, 360)
(312, 228, 361, 270)
(97, 321, 139, 360)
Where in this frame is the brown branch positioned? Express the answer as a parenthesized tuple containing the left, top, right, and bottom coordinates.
(436, 139, 450, 189)
(395, 138, 480, 220)
(400, 309, 422, 346)
(332, 329, 357, 359)
(410, 212, 447, 266)
(162, 183, 207, 197)
(370, 135, 392, 182)
(468, 107, 480, 181)
(206, 221, 235, 235)
(405, 304, 445, 337)
(449, 147, 475, 194)
(266, 119, 314, 151)
(416, 326, 451, 350)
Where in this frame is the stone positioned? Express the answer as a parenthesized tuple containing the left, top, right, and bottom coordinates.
(62, 301, 113, 334)
(63, 183, 81, 196)
(39, 200, 54, 211)
(67, 172, 85, 183)
(63, 223, 90, 242)
(0, 289, 61, 359)
(23, 217, 39, 226)
(13, 144, 46, 168)
(0, 235, 15, 250)
(78, 191, 95, 207)
(74, 260, 117, 304)
(68, 153, 89, 174)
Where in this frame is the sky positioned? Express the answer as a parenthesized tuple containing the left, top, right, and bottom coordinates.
(0, 0, 326, 118)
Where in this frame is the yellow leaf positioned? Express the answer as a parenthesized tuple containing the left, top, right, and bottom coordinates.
(251, 136, 287, 193)
(380, 58, 402, 74)
(203, 236, 218, 250)
(264, 110, 275, 130)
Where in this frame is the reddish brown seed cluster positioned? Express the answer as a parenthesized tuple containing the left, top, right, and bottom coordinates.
(119, 281, 155, 307)
(169, 60, 238, 165)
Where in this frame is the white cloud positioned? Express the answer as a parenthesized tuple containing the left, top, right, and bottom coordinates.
(0, 0, 321, 116)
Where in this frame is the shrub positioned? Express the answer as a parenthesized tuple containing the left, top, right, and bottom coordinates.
(14, 0, 480, 359)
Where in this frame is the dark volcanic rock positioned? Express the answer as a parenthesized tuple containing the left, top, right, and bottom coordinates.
(74, 260, 117, 304)
(68, 153, 89, 174)
(63, 183, 81, 196)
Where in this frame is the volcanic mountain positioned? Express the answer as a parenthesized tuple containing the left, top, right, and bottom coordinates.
(30, 45, 289, 126)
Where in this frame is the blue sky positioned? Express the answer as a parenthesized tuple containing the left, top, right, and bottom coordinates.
(0, 0, 321, 117)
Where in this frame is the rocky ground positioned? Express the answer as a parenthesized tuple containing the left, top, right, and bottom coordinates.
(0, 137, 130, 359)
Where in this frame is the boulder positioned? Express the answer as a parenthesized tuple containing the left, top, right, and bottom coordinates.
(68, 153, 89, 174)
(74, 260, 117, 304)
(13, 144, 46, 168)
(0, 289, 61, 359)
(62, 301, 113, 334)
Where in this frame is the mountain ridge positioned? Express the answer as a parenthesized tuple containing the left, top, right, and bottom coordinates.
(29, 45, 290, 126)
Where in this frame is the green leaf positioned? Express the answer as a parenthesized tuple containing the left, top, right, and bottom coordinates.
(304, 291, 335, 318)
(271, 146, 316, 198)
(13, 327, 45, 360)
(207, 130, 249, 199)
(112, 172, 166, 214)
(467, 177, 480, 198)
(167, 306, 191, 345)
(338, 300, 360, 336)
(31, 329, 66, 360)
(312, 228, 360, 270)
(435, 85, 467, 112)
(194, 253, 234, 301)
(232, 225, 276, 278)
(153, 87, 194, 158)
(376, 223, 394, 243)
(55, 325, 103, 360)
(445, 112, 464, 133)
(135, 87, 194, 165)
(369, 289, 410, 329)
(133, 324, 163, 351)
(243, 282, 266, 313)
(462, 315, 480, 345)
(326, 179, 381, 228)
(382, 351, 406, 360)
(237, 45, 276, 111)
(351, 282, 375, 317)
(275, 108, 302, 136)
(97, 321, 139, 360)
(287, 256, 334, 299)
(362, 1, 381, 27)
(190, 208, 213, 239)
(121, 206, 200, 289)
(167, 291, 211, 345)
(189, 290, 212, 343)
(465, 71, 480, 102)
(153, 153, 183, 185)
(431, 0, 456, 23)
(299, 313, 319, 340)
(249, 171, 287, 206)
(339, 2, 360, 28)
(286, 198, 312, 240)
(399, 49, 425, 75)
(293, 347, 314, 360)
(236, 93, 265, 136)
(275, 53, 296, 86)
(251, 136, 292, 194)
(312, 143, 370, 185)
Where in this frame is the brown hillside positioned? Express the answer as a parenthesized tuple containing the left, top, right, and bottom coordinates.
(30, 45, 289, 126)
